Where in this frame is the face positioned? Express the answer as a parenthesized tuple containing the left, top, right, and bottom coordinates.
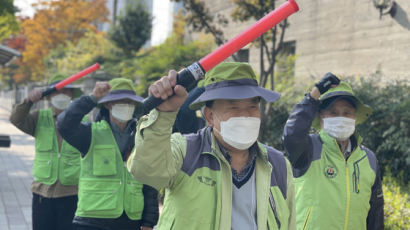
(49, 89, 74, 113)
(319, 99, 356, 127)
(104, 99, 137, 124)
(204, 97, 260, 132)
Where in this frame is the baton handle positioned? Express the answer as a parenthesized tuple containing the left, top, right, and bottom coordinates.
(41, 86, 57, 98)
(41, 63, 100, 98)
(142, 62, 205, 114)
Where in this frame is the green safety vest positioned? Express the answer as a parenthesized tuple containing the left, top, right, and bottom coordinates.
(295, 131, 376, 230)
(33, 109, 82, 185)
(76, 120, 144, 220)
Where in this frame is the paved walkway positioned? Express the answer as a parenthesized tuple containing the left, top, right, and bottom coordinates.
(0, 103, 33, 230)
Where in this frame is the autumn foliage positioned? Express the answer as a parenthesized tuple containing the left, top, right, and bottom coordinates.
(21, 0, 109, 81)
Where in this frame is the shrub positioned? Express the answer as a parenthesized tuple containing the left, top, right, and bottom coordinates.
(383, 170, 410, 229)
(351, 76, 410, 185)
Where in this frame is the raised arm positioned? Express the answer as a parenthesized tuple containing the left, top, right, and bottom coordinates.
(283, 73, 340, 176)
(56, 95, 94, 154)
(9, 88, 43, 136)
(282, 92, 319, 175)
(57, 81, 111, 155)
(127, 70, 188, 190)
(174, 87, 205, 134)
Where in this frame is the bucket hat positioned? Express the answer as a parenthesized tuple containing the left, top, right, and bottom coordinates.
(312, 81, 372, 129)
(189, 62, 280, 110)
(98, 78, 143, 104)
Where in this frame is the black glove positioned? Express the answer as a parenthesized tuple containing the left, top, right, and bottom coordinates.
(315, 72, 340, 94)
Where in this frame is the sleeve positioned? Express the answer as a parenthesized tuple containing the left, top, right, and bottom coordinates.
(174, 87, 205, 134)
(56, 95, 95, 155)
(127, 109, 187, 190)
(9, 99, 38, 136)
(141, 184, 159, 228)
(366, 161, 384, 230)
(285, 158, 296, 230)
(282, 94, 320, 177)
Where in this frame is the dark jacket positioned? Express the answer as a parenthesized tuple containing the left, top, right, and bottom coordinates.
(173, 87, 205, 134)
(57, 95, 159, 229)
(282, 94, 384, 230)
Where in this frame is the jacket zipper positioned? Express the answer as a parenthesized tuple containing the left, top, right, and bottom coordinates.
(269, 190, 281, 229)
(302, 206, 313, 230)
(344, 161, 350, 230)
(335, 139, 350, 230)
(352, 155, 366, 194)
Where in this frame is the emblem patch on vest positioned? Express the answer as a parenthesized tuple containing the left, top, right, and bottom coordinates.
(197, 176, 216, 187)
(324, 165, 337, 178)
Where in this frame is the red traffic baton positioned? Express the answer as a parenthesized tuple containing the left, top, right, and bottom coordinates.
(42, 63, 100, 97)
(142, 0, 299, 114)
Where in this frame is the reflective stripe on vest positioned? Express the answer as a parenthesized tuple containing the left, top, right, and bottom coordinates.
(76, 120, 144, 220)
(33, 109, 82, 185)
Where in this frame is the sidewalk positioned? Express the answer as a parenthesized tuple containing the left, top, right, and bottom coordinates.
(0, 103, 33, 230)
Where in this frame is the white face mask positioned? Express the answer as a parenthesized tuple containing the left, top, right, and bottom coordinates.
(111, 103, 135, 122)
(51, 94, 71, 110)
(323, 117, 356, 141)
(215, 116, 261, 150)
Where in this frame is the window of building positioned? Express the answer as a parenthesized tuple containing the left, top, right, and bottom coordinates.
(236, 49, 249, 62)
(277, 40, 296, 77)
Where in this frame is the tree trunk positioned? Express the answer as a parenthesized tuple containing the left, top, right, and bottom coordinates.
(113, 0, 118, 25)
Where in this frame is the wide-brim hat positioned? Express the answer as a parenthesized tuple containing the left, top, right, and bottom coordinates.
(312, 81, 372, 130)
(98, 78, 144, 104)
(48, 73, 83, 98)
(189, 62, 280, 110)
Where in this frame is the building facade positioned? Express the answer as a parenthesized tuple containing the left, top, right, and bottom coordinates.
(192, 0, 410, 83)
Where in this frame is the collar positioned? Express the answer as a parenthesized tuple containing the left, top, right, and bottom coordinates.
(342, 139, 352, 159)
(110, 119, 135, 134)
(217, 140, 258, 165)
(216, 138, 258, 185)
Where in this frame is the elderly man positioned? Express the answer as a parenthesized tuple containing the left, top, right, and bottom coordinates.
(128, 62, 296, 230)
(282, 73, 384, 230)
(57, 78, 158, 230)
(9, 73, 83, 230)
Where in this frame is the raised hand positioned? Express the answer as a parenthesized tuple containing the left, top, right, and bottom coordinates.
(92, 81, 111, 101)
(148, 70, 188, 112)
(28, 88, 43, 103)
(315, 72, 340, 94)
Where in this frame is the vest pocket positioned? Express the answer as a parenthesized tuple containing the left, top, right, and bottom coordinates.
(33, 158, 52, 179)
(35, 128, 54, 151)
(78, 178, 120, 212)
(124, 179, 144, 219)
(61, 153, 81, 185)
(93, 145, 117, 176)
(268, 190, 281, 229)
(352, 155, 366, 194)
